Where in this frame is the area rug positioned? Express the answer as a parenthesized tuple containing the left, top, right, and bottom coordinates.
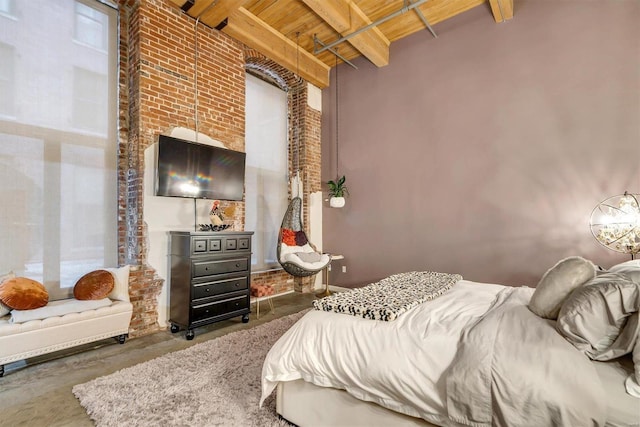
(73, 310, 309, 427)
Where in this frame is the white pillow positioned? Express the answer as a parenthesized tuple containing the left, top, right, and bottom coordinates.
(0, 301, 10, 317)
(0, 270, 15, 316)
(528, 256, 597, 319)
(106, 265, 131, 302)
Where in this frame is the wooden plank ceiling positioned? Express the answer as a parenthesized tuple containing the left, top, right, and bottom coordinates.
(169, 0, 514, 88)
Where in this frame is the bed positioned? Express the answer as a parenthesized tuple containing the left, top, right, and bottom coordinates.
(260, 259, 640, 427)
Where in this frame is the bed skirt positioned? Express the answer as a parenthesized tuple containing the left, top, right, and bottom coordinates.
(275, 363, 639, 427)
(276, 379, 441, 427)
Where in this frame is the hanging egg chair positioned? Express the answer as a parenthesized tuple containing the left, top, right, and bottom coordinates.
(277, 197, 331, 277)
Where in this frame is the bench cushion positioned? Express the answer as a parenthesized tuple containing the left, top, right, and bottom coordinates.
(8, 298, 112, 324)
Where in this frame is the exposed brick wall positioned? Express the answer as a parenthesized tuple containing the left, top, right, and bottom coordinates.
(117, 0, 322, 336)
(119, 1, 167, 337)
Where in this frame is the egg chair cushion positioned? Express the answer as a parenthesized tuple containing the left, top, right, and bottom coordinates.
(283, 252, 331, 270)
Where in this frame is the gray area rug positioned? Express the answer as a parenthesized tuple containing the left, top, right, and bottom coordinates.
(73, 311, 308, 427)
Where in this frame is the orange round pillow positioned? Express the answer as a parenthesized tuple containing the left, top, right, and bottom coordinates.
(0, 277, 49, 310)
(74, 270, 115, 300)
(281, 228, 296, 246)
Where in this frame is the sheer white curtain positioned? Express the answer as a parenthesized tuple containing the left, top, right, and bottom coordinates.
(245, 73, 289, 271)
(0, 0, 118, 299)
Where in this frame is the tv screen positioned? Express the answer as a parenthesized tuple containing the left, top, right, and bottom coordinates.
(155, 135, 246, 201)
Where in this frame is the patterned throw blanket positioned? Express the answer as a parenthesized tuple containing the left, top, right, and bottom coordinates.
(312, 271, 461, 321)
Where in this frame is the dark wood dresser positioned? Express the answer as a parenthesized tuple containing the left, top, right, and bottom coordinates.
(169, 230, 253, 340)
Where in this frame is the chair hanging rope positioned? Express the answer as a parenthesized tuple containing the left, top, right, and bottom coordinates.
(291, 32, 302, 199)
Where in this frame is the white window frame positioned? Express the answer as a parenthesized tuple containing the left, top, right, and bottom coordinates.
(0, 0, 16, 18)
(74, 0, 109, 51)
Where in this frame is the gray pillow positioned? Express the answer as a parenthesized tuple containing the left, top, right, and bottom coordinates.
(528, 256, 597, 319)
(556, 272, 640, 361)
(294, 251, 322, 263)
(609, 259, 640, 285)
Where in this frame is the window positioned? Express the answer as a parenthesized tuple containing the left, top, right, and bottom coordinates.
(0, 0, 16, 17)
(74, 1, 108, 50)
(0, 43, 15, 116)
(245, 73, 289, 272)
(0, 0, 117, 300)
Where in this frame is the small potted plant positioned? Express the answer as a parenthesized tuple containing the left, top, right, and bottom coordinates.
(328, 175, 348, 208)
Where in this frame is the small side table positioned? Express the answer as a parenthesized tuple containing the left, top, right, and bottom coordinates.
(316, 254, 344, 298)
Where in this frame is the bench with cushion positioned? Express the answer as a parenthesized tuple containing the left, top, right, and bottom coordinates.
(0, 266, 133, 377)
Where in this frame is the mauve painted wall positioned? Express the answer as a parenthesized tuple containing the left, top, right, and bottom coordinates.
(321, 1, 640, 288)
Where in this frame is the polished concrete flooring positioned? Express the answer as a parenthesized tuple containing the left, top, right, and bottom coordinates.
(0, 291, 316, 427)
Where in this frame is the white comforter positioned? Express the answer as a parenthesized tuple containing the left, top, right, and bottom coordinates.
(261, 281, 508, 425)
(260, 281, 611, 426)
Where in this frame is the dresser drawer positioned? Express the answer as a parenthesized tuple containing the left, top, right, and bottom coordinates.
(193, 258, 248, 278)
(193, 277, 248, 300)
(238, 237, 250, 250)
(192, 296, 248, 323)
(208, 238, 221, 252)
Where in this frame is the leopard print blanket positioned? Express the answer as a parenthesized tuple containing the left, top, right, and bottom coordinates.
(312, 271, 462, 321)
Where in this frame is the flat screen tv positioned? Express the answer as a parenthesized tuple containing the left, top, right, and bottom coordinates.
(155, 135, 246, 201)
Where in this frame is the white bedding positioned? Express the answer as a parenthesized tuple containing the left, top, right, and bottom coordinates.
(261, 280, 638, 426)
(261, 280, 506, 425)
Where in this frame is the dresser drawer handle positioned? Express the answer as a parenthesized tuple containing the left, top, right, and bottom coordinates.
(205, 288, 211, 293)
(235, 263, 241, 268)
(235, 302, 239, 306)
(234, 283, 239, 287)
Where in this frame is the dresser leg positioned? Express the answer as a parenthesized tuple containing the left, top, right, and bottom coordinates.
(242, 313, 250, 323)
(186, 329, 195, 340)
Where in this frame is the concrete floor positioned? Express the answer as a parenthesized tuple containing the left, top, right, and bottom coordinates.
(0, 291, 316, 427)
